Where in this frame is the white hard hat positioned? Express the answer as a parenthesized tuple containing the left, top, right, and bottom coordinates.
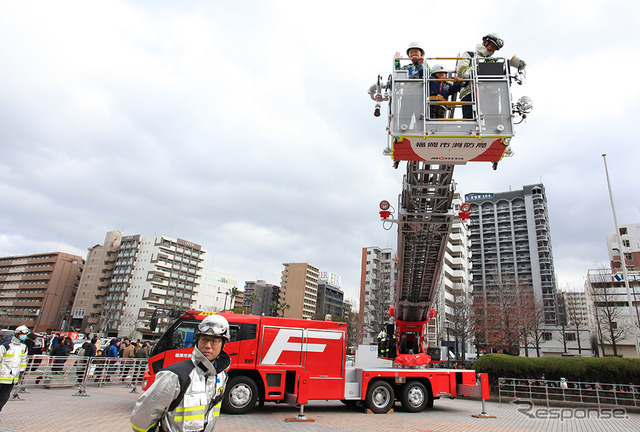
(406, 41, 425, 55)
(15, 325, 29, 335)
(483, 33, 504, 50)
(430, 64, 448, 76)
(196, 315, 230, 341)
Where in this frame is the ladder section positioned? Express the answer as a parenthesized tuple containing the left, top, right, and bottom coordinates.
(395, 162, 455, 323)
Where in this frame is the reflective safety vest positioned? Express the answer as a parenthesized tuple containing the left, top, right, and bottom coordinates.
(131, 347, 230, 432)
(0, 338, 27, 384)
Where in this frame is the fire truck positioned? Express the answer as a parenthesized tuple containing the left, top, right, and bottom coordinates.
(142, 43, 529, 415)
(143, 310, 488, 414)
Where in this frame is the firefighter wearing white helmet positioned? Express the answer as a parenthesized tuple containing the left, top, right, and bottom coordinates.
(455, 32, 505, 119)
(0, 325, 29, 413)
(131, 314, 231, 432)
(394, 40, 429, 79)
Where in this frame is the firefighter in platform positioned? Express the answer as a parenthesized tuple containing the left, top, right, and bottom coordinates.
(456, 33, 504, 119)
(130, 315, 231, 432)
(0, 325, 29, 413)
(394, 41, 429, 79)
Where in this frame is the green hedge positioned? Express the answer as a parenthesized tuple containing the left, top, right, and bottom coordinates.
(473, 354, 640, 386)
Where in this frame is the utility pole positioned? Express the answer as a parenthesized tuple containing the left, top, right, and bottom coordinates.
(602, 154, 640, 358)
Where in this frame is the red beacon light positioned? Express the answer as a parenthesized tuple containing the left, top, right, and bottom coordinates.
(458, 202, 472, 220)
(379, 200, 392, 219)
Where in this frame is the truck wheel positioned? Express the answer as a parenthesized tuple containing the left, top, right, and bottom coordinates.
(400, 381, 428, 412)
(365, 380, 394, 413)
(223, 376, 258, 414)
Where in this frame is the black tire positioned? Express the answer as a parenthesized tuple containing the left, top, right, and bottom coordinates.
(365, 380, 394, 413)
(222, 376, 258, 414)
(400, 381, 428, 412)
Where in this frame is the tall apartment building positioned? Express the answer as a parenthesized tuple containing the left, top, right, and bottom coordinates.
(280, 263, 319, 319)
(607, 223, 640, 272)
(433, 192, 473, 357)
(243, 280, 280, 316)
(466, 184, 560, 324)
(359, 247, 397, 344)
(70, 231, 122, 333)
(317, 271, 344, 319)
(196, 269, 239, 312)
(71, 233, 205, 338)
(0, 252, 84, 333)
(560, 290, 589, 326)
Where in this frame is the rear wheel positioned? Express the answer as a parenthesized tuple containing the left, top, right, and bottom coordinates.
(222, 376, 258, 414)
(365, 380, 394, 413)
(400, 381, 428, 412)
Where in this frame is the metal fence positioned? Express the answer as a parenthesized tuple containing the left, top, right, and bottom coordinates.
(498, 377, 640, 409)
(10, 355, 149, 400)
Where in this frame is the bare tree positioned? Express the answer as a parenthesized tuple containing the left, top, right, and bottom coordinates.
(359, 278, 395, 345)
(588, 268, 627, 356)
(449, 284, 473, 360)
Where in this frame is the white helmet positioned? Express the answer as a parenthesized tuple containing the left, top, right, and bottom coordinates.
(406, 41, 425, 55)
(483, 33, 504, 50)
(14, 325, 29, 335)
(196, 315, 230, 341)
(430, 64, 448, 77)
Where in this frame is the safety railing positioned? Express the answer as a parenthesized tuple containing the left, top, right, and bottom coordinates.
(10, 355, 149, 400)
(498, 377, 640, 409)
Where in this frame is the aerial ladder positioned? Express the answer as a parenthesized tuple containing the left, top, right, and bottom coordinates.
(369, 51, 531, 366)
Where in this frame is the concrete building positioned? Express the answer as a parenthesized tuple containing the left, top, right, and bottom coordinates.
(607, 223, 640, 272)
(70, 231, 122, 334)
(585, 268, 640, 358)
(359, 247, 397, 344)
(196, 269, 239, 312)
(280, 263, 319, 319)
(0, 252, 84, 333)
(433, 191, 474, 359)
(71, 233, 205, 338)
(317, 270, 344, 318)
(243, 280, 280, 316)
(466, 184, 561, 325)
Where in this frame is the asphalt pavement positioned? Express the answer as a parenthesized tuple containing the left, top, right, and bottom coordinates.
(2, 383, 640, 432)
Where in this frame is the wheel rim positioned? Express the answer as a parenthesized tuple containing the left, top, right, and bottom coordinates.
(407, 386, 425, 407)
(229, 383, 252, 408)
(372, 386, 391, 408)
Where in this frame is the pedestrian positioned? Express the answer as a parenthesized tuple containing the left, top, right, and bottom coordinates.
(455, 32, 504, 118)
(24, 332, 43, 375)
(133, 342, 149, 384)
(122, 339, 135, 381)
(50, 336, 72, 373)
(130, 315, 231, 432)
(0, 325, 29, 413)
(106, 338, 121, 381)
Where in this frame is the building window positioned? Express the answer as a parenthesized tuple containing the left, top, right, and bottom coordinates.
(543, 332, 553, 341)
(623, 240, 630, 247)
(565, 333, 576, 342)
(620, 227, 628, 235)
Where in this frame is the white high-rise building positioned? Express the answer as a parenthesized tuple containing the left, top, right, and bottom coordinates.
(359, 247, 397, 344)
(433, 191, 473, 358)
(82, 234, 206, 338)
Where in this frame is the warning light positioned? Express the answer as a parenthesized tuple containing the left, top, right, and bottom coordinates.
(458, 202, 471, 220)
(379, 200, 392, 219)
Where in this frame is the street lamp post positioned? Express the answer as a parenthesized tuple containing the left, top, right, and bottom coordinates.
(602, 153, 640, 358)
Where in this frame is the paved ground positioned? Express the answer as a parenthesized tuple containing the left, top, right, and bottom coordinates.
(2, 384, 640, 431)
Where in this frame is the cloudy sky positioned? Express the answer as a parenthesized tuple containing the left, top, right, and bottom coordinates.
(1, 1, 638, 304)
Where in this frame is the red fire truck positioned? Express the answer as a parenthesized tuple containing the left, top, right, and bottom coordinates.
(143, 310, 488, 414)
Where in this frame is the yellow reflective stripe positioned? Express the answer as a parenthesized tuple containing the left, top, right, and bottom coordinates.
(0, 377, 17, 383)
(175, 405, 205, 412)
(131, 421, 158, 432)
(174, 414, 205, 421)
